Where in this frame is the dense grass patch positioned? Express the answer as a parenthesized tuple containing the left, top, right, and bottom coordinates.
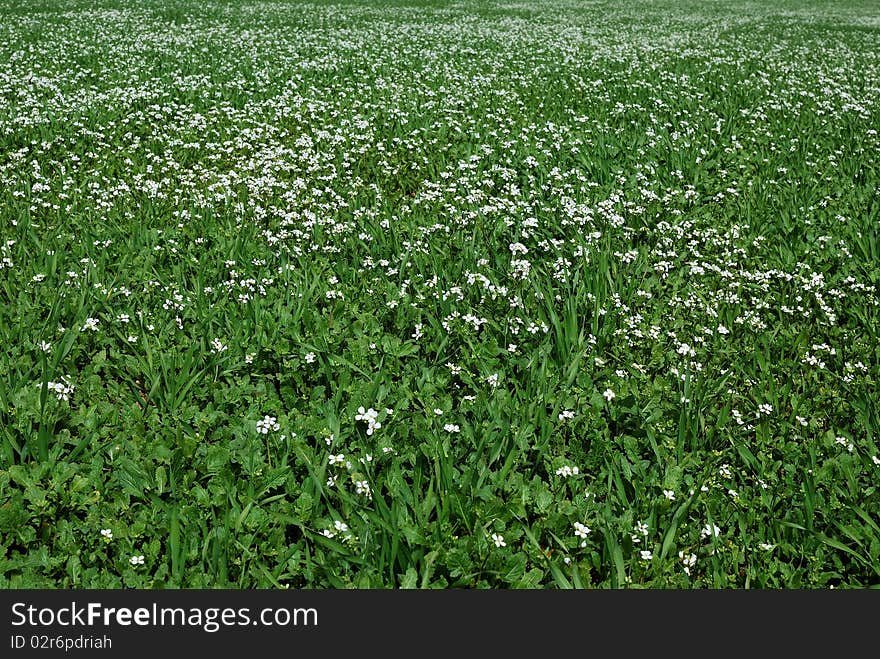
(0, 0, 878, 588)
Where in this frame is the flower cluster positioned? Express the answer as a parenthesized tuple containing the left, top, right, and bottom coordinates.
(256, 415, 280, 434)
(355, 407, 381, 435)
(44, 377, 75, 401)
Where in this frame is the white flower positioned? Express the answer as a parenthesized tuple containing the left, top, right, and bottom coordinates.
(355, 406, 378, 422)
(129, 555, 145, 566)
(486, 373, 500, 388)
(573, 522, 591, 539)
(44, 377, 74, 401)
(639, 550, 653, 561)
(355, 407, 381, 435)
(701, 523, 721, 540)
(256, 415, 280, 434)
(758, 542, 775, 551)
(757, 403, 773, 416)
(433, 408, 444, 416)
(677, 342, 695, 357)
(834, 436, 855, 452)
(872, 455, 880, 466)
(662, 489, 676, 501)
(328, 454, 345, 465)
(100, 529, 113, 540)
(635, 521, 649, 537)
(333, 520, 349, 533)
(38, 340, 52, 353)
(491, 533, 506, 548)
(81, 317, 100, 332)
(558, 410, 575, 421)
(602, 388, 615, 402)
(443, 423, 460, 433)
(304, 352, 316, 363)
(555, 465, 579, 477)
(354, 480, 371, 498)
(679, 551, 697, 575)
(210, 338, 227, 354)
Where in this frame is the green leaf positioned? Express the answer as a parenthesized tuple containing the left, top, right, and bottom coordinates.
(400, 567, 418, 589)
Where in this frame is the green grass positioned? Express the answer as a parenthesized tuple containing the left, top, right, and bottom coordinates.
(0, 0, 878, 588)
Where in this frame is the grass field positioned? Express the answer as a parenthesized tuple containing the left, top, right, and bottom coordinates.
(0, 0, 878, 588)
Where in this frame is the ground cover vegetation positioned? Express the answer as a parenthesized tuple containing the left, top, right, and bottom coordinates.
(0, 0, 878, 588)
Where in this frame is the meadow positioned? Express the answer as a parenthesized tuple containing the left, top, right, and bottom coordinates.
(0, 0, 878, 588)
